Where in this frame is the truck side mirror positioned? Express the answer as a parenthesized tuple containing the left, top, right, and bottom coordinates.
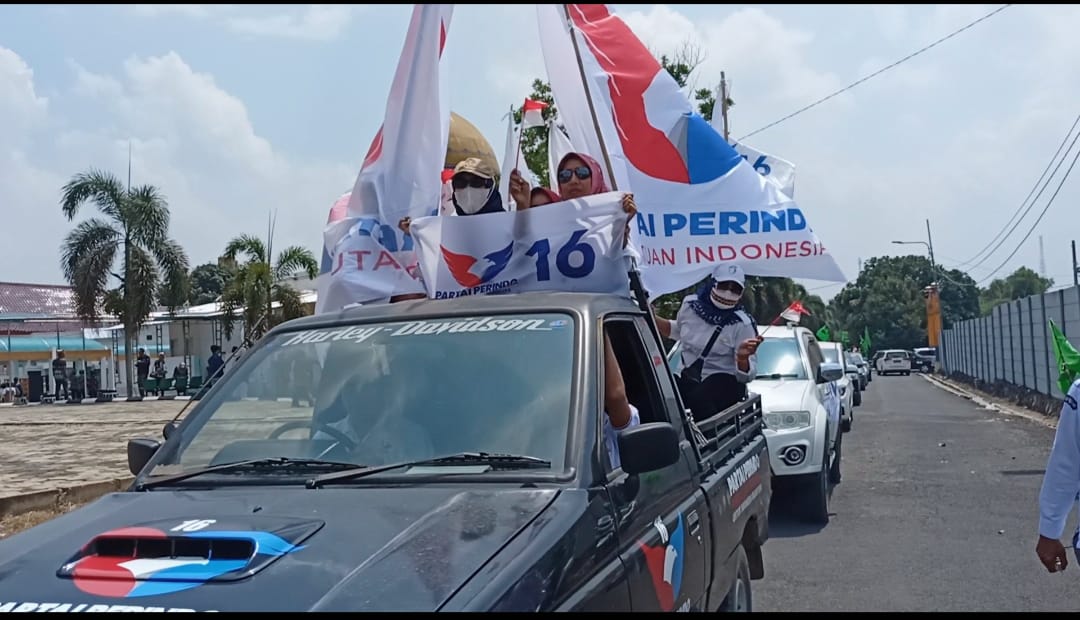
(127, 438, 161, 476)
(818, 362, 844, 384)
(617, 422, 681, 475)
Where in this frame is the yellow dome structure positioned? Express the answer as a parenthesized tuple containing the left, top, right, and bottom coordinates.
(445, 112, 498, 176)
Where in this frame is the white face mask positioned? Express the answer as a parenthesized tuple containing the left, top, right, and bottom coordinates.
(454, 186, 492, 215)
(710, 285, 742, 309)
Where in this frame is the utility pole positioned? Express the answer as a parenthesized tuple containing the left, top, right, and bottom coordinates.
(925, 218, 937, 280)
(1072, 240, 1079, 287)
(719, 71, 730, 142)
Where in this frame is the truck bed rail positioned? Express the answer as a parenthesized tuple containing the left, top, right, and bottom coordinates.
(693, 394, 765, 471)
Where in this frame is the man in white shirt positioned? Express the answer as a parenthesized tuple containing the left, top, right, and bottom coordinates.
(1036, 379, 1080, 572)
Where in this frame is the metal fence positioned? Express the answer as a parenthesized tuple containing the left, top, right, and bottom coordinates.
(939, 284, 1080, 401)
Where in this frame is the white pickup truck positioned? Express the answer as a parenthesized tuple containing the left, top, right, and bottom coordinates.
(668, 324, 844, 524)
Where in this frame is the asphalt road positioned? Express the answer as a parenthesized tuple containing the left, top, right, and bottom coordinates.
(754, 373, 1078, 612)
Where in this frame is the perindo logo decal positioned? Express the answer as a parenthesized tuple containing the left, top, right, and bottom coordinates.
(440, 242, 514, 289)
(639, 514, 685, 611)
(67, 526, 303, 598)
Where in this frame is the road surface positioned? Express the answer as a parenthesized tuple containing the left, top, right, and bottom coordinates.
(755, 374, 1077, 612)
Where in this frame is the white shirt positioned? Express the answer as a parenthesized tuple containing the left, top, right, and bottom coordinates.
(670, 297, 758, 383)
(1038, 379, 1080, 546)
(604, 404, 641, 470)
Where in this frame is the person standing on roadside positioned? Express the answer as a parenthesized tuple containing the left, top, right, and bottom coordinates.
(1036, 379, 1080, 573)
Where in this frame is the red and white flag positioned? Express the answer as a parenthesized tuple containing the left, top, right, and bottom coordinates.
(522, 98, 549, 129)
(778, 300, 811, 325)
(318, 4, 455, 312)
(537, 4, 845, 296)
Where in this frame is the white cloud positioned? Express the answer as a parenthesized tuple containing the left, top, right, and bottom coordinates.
(226, 5, 354, 41)
(130, 4, 356, 41)
(0, 47, 48, 137)
(0, 45, 355, 284)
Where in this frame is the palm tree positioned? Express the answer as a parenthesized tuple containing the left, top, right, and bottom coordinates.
(220, 234, 318, 341)
(60, 169, 190, 397)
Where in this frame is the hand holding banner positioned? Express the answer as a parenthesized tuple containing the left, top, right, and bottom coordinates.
(409, 192, 632, 299)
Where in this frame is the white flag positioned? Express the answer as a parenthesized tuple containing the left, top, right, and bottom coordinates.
(537, 4, 844, 296)
(547, 119, 579, 192)
(409, 192, 631, 300)
(319, 4, 454, 312)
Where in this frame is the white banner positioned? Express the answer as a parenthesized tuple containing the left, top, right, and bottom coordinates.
(318, 216, 424, 311)
(730, 141, 796, 198)
(537, 4, 845, 296)
(409, 192, 631, 299)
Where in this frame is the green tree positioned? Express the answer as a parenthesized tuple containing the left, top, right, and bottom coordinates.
(188, 262, 233, 305)
(60, 169, 190, 397)
(979, 266, 1054, 315)
(220, 235, 318, 341)
(829, 255, 979, 351)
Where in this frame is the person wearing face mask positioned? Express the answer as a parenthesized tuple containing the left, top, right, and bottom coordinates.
(653, 263, 764, 421)
(399, 157, 506, 235)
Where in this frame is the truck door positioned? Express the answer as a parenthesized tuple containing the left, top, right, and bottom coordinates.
(601, 317, 709, 612)
(802, 333, 837, 452)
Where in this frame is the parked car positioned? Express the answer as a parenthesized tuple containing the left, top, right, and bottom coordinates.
(0, 292, 772, 612)
(912, 347, 936, 373)
(845, 351, 870, 390)
(877, 349, 912, 376)
(820, 341, 857, 430)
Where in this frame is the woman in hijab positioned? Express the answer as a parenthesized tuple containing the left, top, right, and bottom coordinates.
(653, 263, 764, 421)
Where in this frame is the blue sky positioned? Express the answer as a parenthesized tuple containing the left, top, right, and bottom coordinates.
(3, 4, 1079, 299)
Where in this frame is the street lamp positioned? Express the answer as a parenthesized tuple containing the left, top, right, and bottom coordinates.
(891, 219, 937, 278)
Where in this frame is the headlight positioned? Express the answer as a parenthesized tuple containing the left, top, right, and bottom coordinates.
(764, 411, 811, 430)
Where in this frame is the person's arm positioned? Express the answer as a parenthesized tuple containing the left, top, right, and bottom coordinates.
(734, 321, 762, 383)
(650, 304, 680, 342)
(603, 334, 632, 430)
(1036, 383, 1080, 572)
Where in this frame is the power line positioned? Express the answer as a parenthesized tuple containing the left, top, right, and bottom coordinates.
(977, 142, 1080, 285)
(738, 4, 1012, 141)
(957, 113, 1080, 268)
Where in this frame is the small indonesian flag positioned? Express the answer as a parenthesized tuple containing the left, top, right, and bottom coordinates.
(522, 98, 549, 128)
(779, 301, 811, 324)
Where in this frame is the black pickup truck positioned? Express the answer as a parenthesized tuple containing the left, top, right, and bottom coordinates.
(0, 292, 770, 612)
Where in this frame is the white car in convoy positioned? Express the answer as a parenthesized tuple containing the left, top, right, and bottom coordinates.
(877, 349, 912, 376)
(668, 324, 844, 524)
(821, 341, 857, 430)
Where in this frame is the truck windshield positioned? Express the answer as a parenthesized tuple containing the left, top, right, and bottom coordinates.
(755, 338, 808, 380)
(147, 313, 576, 478)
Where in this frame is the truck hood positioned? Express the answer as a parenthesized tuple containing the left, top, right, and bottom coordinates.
(0, 486, 558, 612)
(747, 378, 814, 412)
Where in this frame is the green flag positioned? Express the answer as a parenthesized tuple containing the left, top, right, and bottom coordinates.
(816, 325, 831, 341)
(839, 330, 850, 347)
(860, 327, 871, 356)
(1049, 319, 1080, 395)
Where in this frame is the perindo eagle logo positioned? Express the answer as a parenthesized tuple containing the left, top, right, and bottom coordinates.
(568, 4, 742, 185)
(440, 242, 514, 289)
(639, 514, 685, 611)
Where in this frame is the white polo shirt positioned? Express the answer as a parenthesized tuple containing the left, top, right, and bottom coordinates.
(604, 404, 641, 470)
(1039, 379, 1080, 547)
(670, 297, 758, 383)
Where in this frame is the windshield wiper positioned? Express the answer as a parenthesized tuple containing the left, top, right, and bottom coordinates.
(306, 452, 552, 488)
(759, 373, 801, 380)
(135, 457, 357, 490)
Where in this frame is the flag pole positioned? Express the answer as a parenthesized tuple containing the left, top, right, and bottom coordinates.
(561, 4, 618, 191)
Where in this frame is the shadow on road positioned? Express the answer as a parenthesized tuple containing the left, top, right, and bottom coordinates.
(765, 483, 835, 539)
